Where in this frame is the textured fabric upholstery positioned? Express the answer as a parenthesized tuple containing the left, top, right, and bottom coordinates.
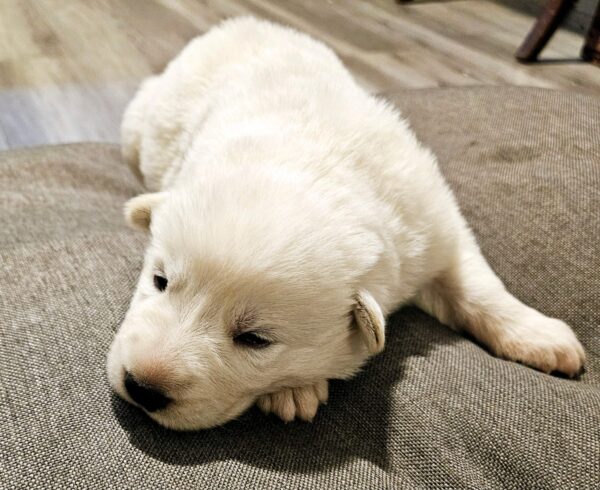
(1, 87, 598, 489)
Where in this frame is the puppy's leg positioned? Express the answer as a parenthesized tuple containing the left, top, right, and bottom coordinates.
(256, 380, 329, 422)
(415, 231, 585, 376)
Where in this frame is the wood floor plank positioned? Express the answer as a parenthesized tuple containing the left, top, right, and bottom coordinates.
(0, 0, 42, 61)
(32, 0, 153, 84)
(96, 0, 200, 73)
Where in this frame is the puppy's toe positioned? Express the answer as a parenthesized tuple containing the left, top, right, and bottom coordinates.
(256, 393, 272, 414)
(292, 385, 320, 422)
(314, 379, 329, 404)
(270, 390, 296, 422)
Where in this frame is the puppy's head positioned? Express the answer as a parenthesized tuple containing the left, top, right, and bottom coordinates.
(108, 173, 386, 430)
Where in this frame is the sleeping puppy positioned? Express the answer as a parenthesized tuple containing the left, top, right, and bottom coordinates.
(107, 17, 585, 430)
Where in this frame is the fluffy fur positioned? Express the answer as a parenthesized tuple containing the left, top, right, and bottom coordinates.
(107, 17, 585, 430)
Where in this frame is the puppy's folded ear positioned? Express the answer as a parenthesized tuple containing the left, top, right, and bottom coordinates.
(353, 289, 385, 355)
(124, 192, 168, 231)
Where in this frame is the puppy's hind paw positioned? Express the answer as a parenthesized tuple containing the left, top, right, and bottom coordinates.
(256, 380, 328, 422)
(492, 314, 585, 378)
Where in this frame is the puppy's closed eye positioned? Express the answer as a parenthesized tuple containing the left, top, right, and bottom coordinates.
(234, 331, 271, 348)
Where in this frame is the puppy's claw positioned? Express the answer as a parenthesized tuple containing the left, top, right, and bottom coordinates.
(257, 380, 329, 423)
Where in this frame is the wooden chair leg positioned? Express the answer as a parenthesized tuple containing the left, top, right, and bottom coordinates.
(581, 2, 600, 64)
(515, 0, 577, 62)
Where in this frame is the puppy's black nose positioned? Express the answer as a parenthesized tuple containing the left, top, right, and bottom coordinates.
(124, 371, 171, 412)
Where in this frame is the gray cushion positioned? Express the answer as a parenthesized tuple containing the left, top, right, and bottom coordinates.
(1, 87, 599, 489)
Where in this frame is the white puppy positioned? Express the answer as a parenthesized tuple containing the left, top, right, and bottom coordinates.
(107, 17, 585, 430)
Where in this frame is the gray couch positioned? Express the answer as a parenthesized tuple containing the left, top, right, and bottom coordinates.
(1, 86, 599, 489)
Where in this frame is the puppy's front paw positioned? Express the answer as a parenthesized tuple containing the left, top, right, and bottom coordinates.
(492, 312, 585, 377)
(256, 380, 328, 422)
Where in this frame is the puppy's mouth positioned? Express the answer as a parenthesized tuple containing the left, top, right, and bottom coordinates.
(108, 350, 255, 431)
(131, 395, 255, 431)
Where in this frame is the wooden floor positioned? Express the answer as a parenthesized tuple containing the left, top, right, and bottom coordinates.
(0, 0, 598, 150)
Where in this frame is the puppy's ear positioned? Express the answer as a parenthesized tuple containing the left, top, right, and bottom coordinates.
(353, 289, 385, 355)
(124, 192, 168, 231)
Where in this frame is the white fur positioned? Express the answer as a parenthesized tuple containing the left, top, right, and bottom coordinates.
(108, 17, 585, 430)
